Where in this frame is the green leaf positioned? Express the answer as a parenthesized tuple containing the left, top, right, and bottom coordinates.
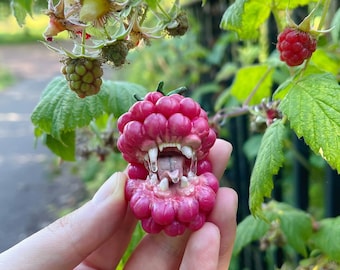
(144, 0, 159, 10)
(273, 0, 319, 10)
(311, 50, 340, 76)
(45, 131, 76, 161)
(311, 217, 340, 262)
(273, 202, 313, 257)
(230, 65, 273, 105)
(279, 72, 340, 172)
(233, 215, 270, 255)
(243, 134, 263, 161)
(220, 0, 271, 40)
(31, 76, 107, 140)
(104, 81, 148, 117)
(10, 0, 33, 27)
(331, 8, 340, 43)
(249, 120, 286, 216)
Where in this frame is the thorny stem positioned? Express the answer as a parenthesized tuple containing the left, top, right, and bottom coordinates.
(212, 106, 250, 126)
(243, 67, 273, 107)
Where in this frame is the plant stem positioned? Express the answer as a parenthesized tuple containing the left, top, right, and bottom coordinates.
(243, 67, 273, 107)
(318, 0, 332, 30)
(271, 5, 284, 33)
(81, 29, 86, 55)
(157, 2, 172, 21)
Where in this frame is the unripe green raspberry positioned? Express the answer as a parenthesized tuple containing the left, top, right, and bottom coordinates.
(62, 57, 103, 98)
(101, 40, 130, 67)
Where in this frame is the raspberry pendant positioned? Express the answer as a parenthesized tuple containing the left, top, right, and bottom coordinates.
(117, 91, 218, 236)
(277, 27, 317, 67)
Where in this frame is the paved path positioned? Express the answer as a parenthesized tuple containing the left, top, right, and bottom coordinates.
(0, 43, 85, 252)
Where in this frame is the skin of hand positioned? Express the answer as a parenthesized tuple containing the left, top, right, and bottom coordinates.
(0, 139, 238, 270)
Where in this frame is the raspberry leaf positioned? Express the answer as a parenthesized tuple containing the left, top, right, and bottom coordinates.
(220, 0, 270, 40)
(31, 76, 108, 140)
(249, 120, 286, 217)
(31, 76, 147, 140)
(274, 0, 318, 9)
(278, 72, 340, 173)
(230, 64, 273, 105)
(104, 80, 148, 117)
(233, 215, 269, 255)
(45, 131, 76, 161)
(311, 217, 340, 262)
(272, 202, 313, 257)
(10, 0, 33, 27)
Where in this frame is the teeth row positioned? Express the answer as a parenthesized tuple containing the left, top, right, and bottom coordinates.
(159, 143, 181, 152)
(159, 176, 189, 191)
(146, 144, 194, 166)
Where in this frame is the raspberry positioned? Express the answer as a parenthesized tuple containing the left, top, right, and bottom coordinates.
(101, 40, 131, 67)
(117, 91, 218, 236)
(61, 57, 103, 98)
(166, 12, 189, 37)
(276, 27, 317, 66)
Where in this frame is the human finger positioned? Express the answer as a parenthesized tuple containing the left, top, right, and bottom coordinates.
(209, 138, 233, 179)
(180, 222, 220, 270)
(0, 172, 131, 270)
(208, 187, 238, 270)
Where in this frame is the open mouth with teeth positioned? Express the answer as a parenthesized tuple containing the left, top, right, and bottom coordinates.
(117, 91, 218, 236)
(146, 143, 196, 192)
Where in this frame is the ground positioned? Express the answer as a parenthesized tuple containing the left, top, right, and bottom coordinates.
(0, 42, 87, 252)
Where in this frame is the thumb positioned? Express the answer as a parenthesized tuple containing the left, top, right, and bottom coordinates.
(0, 172, 128, 270)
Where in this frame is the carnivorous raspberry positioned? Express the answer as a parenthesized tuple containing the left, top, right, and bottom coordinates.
(117, 91, 218, 236)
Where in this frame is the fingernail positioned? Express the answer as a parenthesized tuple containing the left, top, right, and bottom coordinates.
(92, 172, 127, 204)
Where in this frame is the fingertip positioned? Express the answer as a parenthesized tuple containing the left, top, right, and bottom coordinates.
(209, 138, 233, 179)
(182, 222, 220, 270)
(92, 172, 128, 204)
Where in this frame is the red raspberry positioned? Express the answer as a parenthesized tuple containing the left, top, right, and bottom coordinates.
(277, 27, 317, 66)
(117, 92, 218, 236)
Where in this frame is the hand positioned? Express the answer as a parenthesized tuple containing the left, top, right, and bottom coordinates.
(0, 139, 238, 270)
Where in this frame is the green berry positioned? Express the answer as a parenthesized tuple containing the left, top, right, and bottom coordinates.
(62, 57, 103, 98)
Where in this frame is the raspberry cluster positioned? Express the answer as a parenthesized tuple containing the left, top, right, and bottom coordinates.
(117, 92, 218, 236)
(61, 57, 103, 98)
(277, 27, 317, 66)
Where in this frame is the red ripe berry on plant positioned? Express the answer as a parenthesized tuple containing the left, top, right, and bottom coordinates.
(277, 27, 317, 67)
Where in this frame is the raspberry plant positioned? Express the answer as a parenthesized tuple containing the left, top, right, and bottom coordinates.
(9, 0, 340, 268)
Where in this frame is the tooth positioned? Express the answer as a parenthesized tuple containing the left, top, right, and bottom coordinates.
(159, 178, 169, 191)
(176, 144, 181, 151)
(188, 171, 195, 178)
(150, 173, 158, 185)
(181, 176, 189, 188)
(168, 169, 180, 183)
(181, 146, 193, 159)
(159, 144, 164, 152)
(148, 148, 158, 172)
